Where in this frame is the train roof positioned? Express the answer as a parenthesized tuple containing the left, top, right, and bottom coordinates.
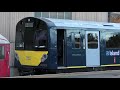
(40, 18, 120, 30)
(18, 17, 120, 30)
(0, 34, 9, 44)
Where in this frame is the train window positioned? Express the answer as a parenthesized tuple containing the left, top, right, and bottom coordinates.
(20, 21, 23, 25)
(88, 33, 98, 49)
(106, 32, 120, 48)
(34, 30, 48, 50)
(74, 33, 81, 48)
(15, 29, 24, 50)
(83, 38, 85, 49)
(0, 46, 4, 60)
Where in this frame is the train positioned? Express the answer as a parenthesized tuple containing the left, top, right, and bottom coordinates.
(14, 17, 120, 75)
(0, 34, 10, 77)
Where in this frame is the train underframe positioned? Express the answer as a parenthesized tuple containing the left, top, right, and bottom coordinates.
(17, 65, 120, 76)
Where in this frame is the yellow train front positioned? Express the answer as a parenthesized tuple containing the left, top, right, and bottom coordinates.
(14, 17, 51, 75)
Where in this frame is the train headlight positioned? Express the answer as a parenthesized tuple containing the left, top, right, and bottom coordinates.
(41, 54, 48, 62)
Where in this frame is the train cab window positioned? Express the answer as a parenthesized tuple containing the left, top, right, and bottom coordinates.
(88, 33, 98, 49)
(34, 29, 48, 50)
(106, 32, 120, 48)
(0, 46, 4, 59)
(74, 33, 81, 48)
(15, 29, 24, 50)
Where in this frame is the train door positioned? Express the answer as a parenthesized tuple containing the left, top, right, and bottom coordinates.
(86, 31, 100, 67)
(0, 44, 10, 77)
(57, 29, 65, 67)
(66, 30, 85, 67)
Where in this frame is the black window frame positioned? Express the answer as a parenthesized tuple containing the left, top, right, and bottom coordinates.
(33, 29, 48, 51)
(106, 31, 120, 49)
(74, 32, 81, 49)
(15, 29, 24, 50)
(15, 19, 48, 51)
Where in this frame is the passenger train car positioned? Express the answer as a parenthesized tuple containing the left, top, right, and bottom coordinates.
(14, 17, 120, 75)
(0, 34, 10, 77)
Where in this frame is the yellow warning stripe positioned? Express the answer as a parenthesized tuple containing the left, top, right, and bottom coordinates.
(67, 66, 86, 69)
(101, 64, 120, 67)
(67, 64, 120, 69)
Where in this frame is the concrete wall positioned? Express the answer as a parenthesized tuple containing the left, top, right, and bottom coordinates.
(0, 12, 34, 76)
(72, 12, 108, 22)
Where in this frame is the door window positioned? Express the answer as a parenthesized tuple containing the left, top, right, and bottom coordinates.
(0, 46, 4, 60)
(74, 33, 81, 48)
(88, 33, 98, 49)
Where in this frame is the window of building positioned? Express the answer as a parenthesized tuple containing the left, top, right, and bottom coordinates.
(88, 33, 98, 49)
(106, 32, 120, 48)
(34, 12, 42, 18)
(50, 12, 57, 18)
(65, 12, 72, 19)
(42, 12, 49, 18)
(35, 12, 72, 19)
(0, 46, 4, 59)
(58, 12, 64, 19)
(108, 12, 120, 23)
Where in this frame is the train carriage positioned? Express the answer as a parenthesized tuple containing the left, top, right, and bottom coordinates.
(0, 34, 10, 77)
(14, 17, 120, 75)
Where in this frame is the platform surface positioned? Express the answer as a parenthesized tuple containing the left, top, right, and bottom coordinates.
(8, 70, 120, 78)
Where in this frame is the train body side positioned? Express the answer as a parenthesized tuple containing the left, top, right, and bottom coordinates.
(48, 27, 120, 69)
